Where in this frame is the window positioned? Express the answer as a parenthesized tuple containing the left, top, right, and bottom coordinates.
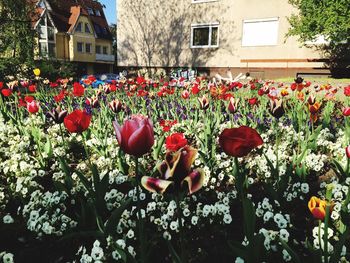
(95, 10, 101, 16)
(77, 42, 83, 52)
(86, 43, 92, 53)
(87, 8, 94, 15)
(76, 22, 82, 32)
(102, 27, 108, 35)
(103, 46, 108, 54)
(191, 23, 219, 48)
(39, 42, 48, 56)
(48, 27, 55, 41)
(39, 26, 47, 39)
(85, 23, 91, 33)
(96, 45, 101, 54)
(48, 43, 55, 57)
(242, 18, 279, 46)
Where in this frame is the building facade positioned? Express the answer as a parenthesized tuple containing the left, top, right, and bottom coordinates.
(32, 0, 114, 75)
(117, 0, 329, 78)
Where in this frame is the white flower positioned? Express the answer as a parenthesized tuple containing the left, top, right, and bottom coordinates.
(163, 231, 172, 240)
(301, 183, 309, 194)
(235, 257, 245, 263)
(91, 246, 104, 260)
(282, 249, 291, 261)
(3, 214, 14, 224)
(2, 253, 14, 263)
(263, 211, 273, 223)
(126, 229, 134, 239)
(279, 229, 289, 242)
(170, 221, 178, 231)
(191, 216, 198, 225)
(223, 214, 232, 224)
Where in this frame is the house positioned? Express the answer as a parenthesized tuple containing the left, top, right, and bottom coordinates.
(116, 0, 331, 78)
(32, 0, 114, 75)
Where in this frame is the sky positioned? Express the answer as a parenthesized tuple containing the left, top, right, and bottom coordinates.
(100, 0, 116, 25)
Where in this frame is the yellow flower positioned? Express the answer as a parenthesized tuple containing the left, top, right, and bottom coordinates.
(33, 68, 41, 76)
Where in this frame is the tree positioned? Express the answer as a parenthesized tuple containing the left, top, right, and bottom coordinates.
(0, 0, 36, 77)
(287, 0, 350, 76)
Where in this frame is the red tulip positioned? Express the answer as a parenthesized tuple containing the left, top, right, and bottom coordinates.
(343, 107, 350, 116)
(27, 100, 40, 114)
(219, 126, 263, 157)
(344, 86, 350, 96)
(73, 82, 85, 97)
(191, 84, 200, 95)
(165, 133, 188, 152)
(64, 110, 91, 133)
(28, 85, 37, 93)
(181, 90, 190, 99)
(228, 97, 239, 114)
(0, 82, 3, 89)
(1, 89, 12, 97)
(248, 97, 258, 105)
(346, 146, 350, 159)
(113, 115, 154, 157)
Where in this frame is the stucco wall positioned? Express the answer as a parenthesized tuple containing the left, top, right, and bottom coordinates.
(117, 0, 324, 69)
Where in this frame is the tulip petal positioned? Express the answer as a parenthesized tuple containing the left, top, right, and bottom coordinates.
(182, 169, 205, 194)
(163, 151, 182, 180)
(141, 176, 173, 194)
(173, 146, 198, 179)
(127, 122, 154, 156)
(113, 120, 122, 144)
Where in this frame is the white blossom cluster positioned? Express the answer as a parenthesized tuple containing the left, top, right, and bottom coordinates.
(22, 190, 77, 236)
(283, 182, 310, 202)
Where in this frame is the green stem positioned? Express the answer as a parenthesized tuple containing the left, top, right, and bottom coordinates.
(175, 194, 185, 263)
(59, 123, 68, 150)
(135, 157, 146, 263)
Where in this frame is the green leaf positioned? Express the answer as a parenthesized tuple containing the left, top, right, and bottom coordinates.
(75, 170, 93, 195)
(104, 198, 132, 236)
(166, 240, 182, 263)
(242, 198, 256, 241)
(279, 238, 302, 263)
(330, 227, 350, 263)
(44, 137, 53, 158)
(58, 156, 71, 176)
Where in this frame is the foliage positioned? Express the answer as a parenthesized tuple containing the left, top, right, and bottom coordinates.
(287, 0, 350, 44)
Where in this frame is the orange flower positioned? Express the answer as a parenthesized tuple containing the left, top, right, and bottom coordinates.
(308, 196, 326, 220)
(297, 91, 304, 101)
(309, 102, 321, 115)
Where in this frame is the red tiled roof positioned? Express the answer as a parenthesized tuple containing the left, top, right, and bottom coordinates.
(30, 0, 112, 40)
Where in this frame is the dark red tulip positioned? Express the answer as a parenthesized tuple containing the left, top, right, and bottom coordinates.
(64, 109, 91, 133)
(219, 126, 263, 157)
(113, 115, 154, 157)
(48, 107, 68, 124)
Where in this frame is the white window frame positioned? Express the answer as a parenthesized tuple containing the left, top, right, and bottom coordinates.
(95, 9, 101, 16)
(241, 17, 279, 47)
(190, 23, 219, 48)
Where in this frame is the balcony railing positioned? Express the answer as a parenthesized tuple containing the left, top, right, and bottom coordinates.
(96, 53, 115, 62)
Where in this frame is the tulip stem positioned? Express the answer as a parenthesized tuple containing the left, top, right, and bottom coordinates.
(59, 124, 68, 150)
(135, 157, 146, 263)
(175, 194, 186, 263)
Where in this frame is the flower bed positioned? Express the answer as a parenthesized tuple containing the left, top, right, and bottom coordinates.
(0, 72, 350, 263)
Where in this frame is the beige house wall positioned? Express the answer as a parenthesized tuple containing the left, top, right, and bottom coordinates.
(117, 0, 326, 75)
